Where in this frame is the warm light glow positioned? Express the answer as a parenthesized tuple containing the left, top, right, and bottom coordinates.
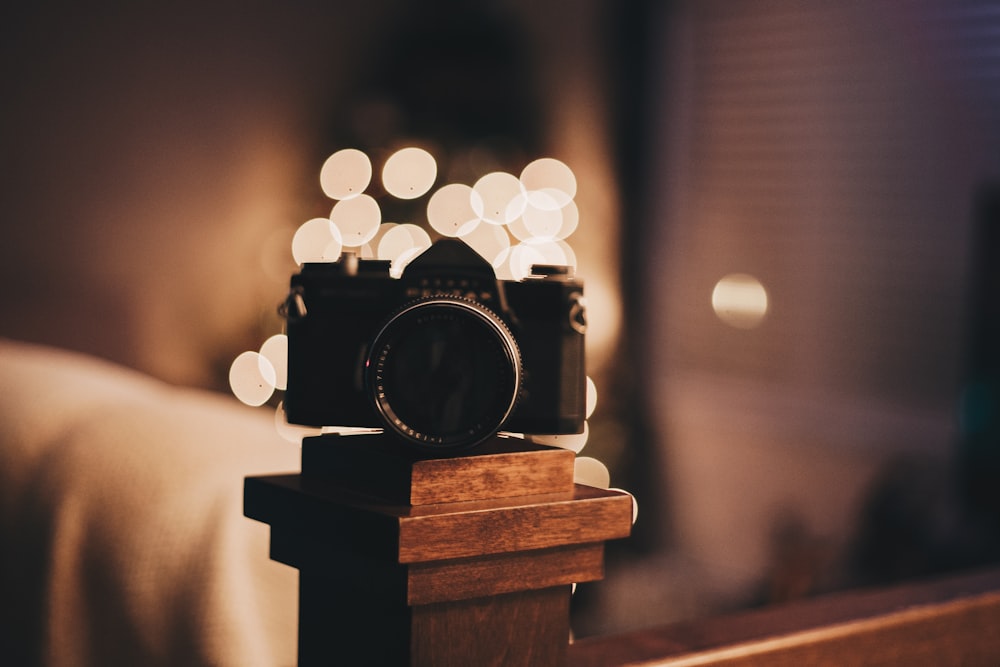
(609, 487, 639, 524)
(274, 402, 322, 444)
(712, 273, 769, 329)
(507, 243, 548, 280)
(319, 148, 372, 200)
(330, 194, 381, 247)
(504, 240, 576, 279)
(378, 223, 432, 277)
(532, 239, 573, 267)
(357, 222, 396, 259)
(229, 351, 276, 406)
(258, 334, 288, 391)
(530, 422, 589, 454)
(574, 456, 610, 489)
(382, 147, 437, 199)
(459, 222, 510, 268)
(521, 190, 564, 239)
(553, 200, 579, 240)
(427, 183, 480, 237)
(471, 171, 524, 225)
(554, 240, 577, 270)
(291, 217, 342, 265)
(586, 376, 597, 418)
(506, 216, 533, 242)
(520, 158, 576, 207)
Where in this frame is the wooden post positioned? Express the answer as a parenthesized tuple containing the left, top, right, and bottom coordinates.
(244, 433, 633, 666)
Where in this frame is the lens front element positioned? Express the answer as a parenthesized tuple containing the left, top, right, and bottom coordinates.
(366, 297, 521, 449)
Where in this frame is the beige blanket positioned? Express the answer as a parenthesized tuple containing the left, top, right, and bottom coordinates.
(0, 339, 299, 666)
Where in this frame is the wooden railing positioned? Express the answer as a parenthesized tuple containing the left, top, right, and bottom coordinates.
(569, 567, 1000, 666)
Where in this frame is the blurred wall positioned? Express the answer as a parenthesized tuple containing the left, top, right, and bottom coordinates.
(0, 3, 380, 386)
(611, 0, 1000, 632)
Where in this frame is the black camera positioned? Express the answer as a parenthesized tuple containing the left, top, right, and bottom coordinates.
(282, 239, 587, 450)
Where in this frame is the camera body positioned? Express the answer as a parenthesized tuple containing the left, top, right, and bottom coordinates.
(283, 239, 587, 450)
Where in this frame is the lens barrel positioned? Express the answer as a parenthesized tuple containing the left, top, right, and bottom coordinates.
(365, 297, 521, 449)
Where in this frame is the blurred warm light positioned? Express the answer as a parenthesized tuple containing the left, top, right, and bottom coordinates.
(319, 148, 372, 200)
(359, 222, 397, 259)
(243, 147, 616, 434)
(377, 223, 432, 276)
(274, 401, 322, 444)
(712, 273, 769, 329)
(458, 222, 510, 268)
(291, 217, 342, 265)
(530, 422, 589, 453)
(229, 351, 276, 406)
(330, 193, 381, 247)
(472, 171, 525, 224)
(520, 157, 577, 207)
(427, 183, 481, 237)
(522, 239, 576, 272)
(507, 243, 547, 280)
(381, 146, 437, 199)
(259, 334, 288, 390)
(586, 375, 598, 418)
(521, 191, 564, 238)
(574, 456, 611, 489)
(582, 277, 620, 367)
(554, 200, 579, 240)
(609, 488, 639, 524)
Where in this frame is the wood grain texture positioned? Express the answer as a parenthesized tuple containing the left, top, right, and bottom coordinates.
(301, 433, 576, 504)
(397, 485, 634, 563)
(246, 474, 634, 566)
(408, 445, 575, 505)
(568, 567, 1000, 667)
(407, 543, 605, 605)
(245, 449, 633, 667)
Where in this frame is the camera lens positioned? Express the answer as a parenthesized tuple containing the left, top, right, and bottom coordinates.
(366, 297, 521, 449)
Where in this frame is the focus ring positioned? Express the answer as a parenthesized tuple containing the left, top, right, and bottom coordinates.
(365, 296, 522, 449)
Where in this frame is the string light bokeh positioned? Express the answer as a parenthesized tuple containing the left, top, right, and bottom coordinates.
(230, 145, 636, 521)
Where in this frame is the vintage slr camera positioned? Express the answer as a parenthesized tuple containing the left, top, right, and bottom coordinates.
(282, 239, 587, 450)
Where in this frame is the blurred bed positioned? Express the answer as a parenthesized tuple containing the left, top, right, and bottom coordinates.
(0, 338, 300, 666)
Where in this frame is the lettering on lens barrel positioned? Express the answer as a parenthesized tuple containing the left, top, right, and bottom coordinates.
(282, 239, 587, 451)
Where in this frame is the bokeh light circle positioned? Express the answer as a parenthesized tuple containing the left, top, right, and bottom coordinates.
(530, 422, 589, 454)
(472, 171, 524, 225)
(274, 402, 322, 444)
(520, 158, 576, 207)
(319, 148, 372, 200)
(382, 147, 437, 199)
(553, 200, 579, 240)
(459, 222, 511, 268)
(553, 240, 577, 272)
(229, 351, 276, 407)
(258, 334, 288, 391)
(427, 183, 481, 237)
(360, 222, 398, 259)
(528, 240, 571, 266)
(508, 243, 548, 280)
(712, 273, 769, 329)
(507, 216, 532, 242)
(574, 456, 611, 489)
(330, 194, 381, 247)
(585, 376, 598, 418)
(609, 487, 639, 524)
(291, 217, 343, 265)
(522, 190, 564, 239)
(378, 223, 432, 276)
